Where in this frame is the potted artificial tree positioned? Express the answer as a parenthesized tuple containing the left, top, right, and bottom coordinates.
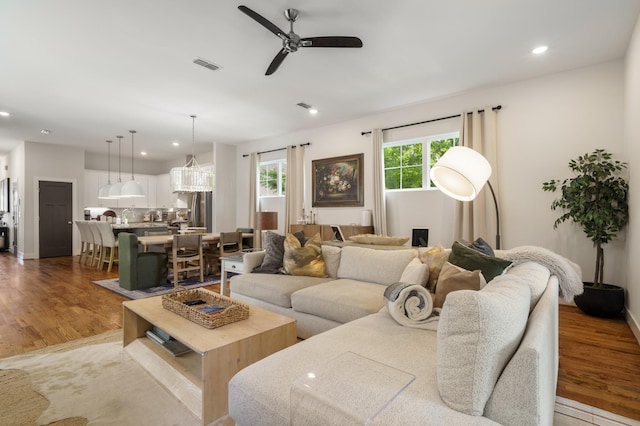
(542, 149, 629, 318)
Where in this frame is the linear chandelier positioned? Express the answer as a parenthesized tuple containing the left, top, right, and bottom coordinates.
(170, 115, 214, 193)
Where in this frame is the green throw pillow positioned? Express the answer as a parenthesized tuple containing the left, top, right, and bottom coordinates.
(448, 241, 512, 282)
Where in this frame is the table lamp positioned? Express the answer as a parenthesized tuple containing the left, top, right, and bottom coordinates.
(255, 211, 278, 248)
(430, 146, 501, 249)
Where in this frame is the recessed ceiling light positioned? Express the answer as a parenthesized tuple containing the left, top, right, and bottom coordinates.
(41, 129, 51, 134)
(140, 151, 147, 156)
(297, 102, 318, 115)
(0, 111, 10, 117)
(172, 141, 180, 147)
(532, 45, 548, 55)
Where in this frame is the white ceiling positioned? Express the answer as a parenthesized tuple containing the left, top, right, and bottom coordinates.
(1, 0, 639, 162)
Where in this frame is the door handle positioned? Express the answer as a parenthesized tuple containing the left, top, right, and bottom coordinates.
(67, 221, 73, 225)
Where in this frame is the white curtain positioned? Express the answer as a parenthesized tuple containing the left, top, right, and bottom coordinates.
(249, 152, 258, 247)
(285, 145, 304, 233)
(454, 109, 500, 246)
(372, 128, 388, 236)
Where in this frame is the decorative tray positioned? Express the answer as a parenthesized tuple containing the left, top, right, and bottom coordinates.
(162, 286, 249, 329)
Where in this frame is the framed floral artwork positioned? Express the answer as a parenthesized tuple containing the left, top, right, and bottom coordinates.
(312, 153, 364, 207)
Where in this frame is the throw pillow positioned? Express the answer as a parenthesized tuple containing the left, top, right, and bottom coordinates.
(437, 279, 531, 415)
(419, 244, 450, 291)
(399, 257, 430, 287)
(321, 244, 342, 278)
(434, 262, 487, 308)
(283, 233, 327, 278)
(252, 230, 305, 274)
(448, 241, 512, 282)
(461, 237, 495, 257)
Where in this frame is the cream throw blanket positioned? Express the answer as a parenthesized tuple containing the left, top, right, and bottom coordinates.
(384, 282, 439, 330)
(496, 245, 583, 302)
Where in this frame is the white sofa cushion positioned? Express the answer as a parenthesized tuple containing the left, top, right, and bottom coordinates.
(231, 273, 332, 308)
(291, 279, 387, 324)
(337, 246, 417, 286)
(437, 278, 531, 415)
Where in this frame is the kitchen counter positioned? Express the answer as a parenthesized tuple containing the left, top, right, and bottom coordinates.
(111, 222, 169, 230)
(111, 222, 170, 237)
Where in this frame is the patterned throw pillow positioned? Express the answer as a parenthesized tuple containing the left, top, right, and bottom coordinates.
(283, 233, 328, 278)
(252, 230, 305, 274)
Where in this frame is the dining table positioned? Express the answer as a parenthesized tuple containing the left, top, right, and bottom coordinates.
(137, 232, 253, 251)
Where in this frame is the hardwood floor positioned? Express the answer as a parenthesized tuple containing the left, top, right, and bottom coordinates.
(1, 252, 639, 420)
(557, 303, 640, 421)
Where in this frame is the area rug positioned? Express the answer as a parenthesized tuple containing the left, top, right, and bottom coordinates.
(0, 331, 200, 426)
(93, 274, 221, 299)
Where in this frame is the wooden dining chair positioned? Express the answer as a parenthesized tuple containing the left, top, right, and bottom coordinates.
(168, 234, 204, 287)
(205, 231, 243, 276)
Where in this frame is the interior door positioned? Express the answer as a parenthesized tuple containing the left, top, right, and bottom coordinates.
(39, 181, 73, 258)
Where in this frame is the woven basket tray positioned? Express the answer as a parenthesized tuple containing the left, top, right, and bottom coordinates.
(162, 286, 250, 329)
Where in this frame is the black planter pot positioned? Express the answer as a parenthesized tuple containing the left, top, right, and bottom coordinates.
(574, 283, 625, 318)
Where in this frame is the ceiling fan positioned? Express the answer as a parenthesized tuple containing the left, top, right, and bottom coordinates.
(238, 5, 363, 75)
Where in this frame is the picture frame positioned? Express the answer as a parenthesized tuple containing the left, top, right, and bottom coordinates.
(330, 225, 345, 242)
(312, 153, 364, 207)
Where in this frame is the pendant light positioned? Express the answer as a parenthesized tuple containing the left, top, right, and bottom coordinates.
(170, 115, 214, 192)
(98, 140, 115, 199)
(120, 130, 145, 198)
(108, 135, 125, 198)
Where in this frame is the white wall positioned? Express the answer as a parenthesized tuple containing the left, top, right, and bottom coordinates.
(236, 60, 626, 288)
(625, 14, 640, 340)
(24, 142, 85, 259)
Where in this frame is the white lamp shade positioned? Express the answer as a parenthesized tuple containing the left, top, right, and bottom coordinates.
(98, 183, 113, 199)
(108, 181, 124, 199)
(430, 146, 491, 201)
(120, 180, 145, 198)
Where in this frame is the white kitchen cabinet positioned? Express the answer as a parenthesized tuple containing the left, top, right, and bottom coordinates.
(155, 173, 180, 209)
(84, 170, 116, 208)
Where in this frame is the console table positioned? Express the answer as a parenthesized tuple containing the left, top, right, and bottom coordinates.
(290, 224, 373, 241)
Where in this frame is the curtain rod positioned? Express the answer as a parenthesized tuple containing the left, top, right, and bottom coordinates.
(242, 142, 310, 158)
(360, 105, 502, 136)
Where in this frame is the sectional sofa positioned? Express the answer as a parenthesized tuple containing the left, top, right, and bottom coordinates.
(228, 243, 560, 425)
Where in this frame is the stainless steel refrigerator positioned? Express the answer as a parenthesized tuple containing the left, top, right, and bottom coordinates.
(188, 191, 213, 232)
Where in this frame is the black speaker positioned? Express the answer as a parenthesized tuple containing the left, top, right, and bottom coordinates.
(412, 228, 429, 247)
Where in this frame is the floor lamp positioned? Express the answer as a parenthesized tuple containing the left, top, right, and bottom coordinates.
(430, 146, 501, 249)
(255, 211, 278, 249)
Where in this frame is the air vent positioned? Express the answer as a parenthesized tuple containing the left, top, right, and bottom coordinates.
(193, 57, 221, 71)
(296, 102, 312, 109)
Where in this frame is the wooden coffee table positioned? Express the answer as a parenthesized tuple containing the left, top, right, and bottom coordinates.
(122, 291, 296, 425)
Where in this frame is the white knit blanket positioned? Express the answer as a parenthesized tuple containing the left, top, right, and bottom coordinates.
(496, 245, 583, 302)
(384, 282, 439, 330)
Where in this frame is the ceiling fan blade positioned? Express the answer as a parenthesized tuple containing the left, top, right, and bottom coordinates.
(266, 49, 289, 75)
(238, 5, 288, 40)
(300, 36, 363, 48)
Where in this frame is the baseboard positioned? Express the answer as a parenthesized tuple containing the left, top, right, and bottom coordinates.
(626, 307, 640, 346)
(555, 396, 640, 425)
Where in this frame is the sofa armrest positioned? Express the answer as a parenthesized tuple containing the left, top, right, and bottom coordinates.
(243, 250, 266, 272)
(483, 277, 559, 426)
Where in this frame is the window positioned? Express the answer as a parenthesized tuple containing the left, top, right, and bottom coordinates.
(383, 132, 459, 190)
(259, 159, 286, 197)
